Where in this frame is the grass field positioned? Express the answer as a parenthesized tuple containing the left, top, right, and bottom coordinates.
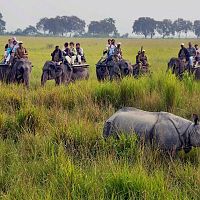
(0, 36, 200, 199)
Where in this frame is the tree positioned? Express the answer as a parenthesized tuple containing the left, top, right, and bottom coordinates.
(88, 18, 117, 36)
(132, 17, 156, 38)
(173, 18, 192, 38)
(14, 28, 23, 35)
(36, 16, 85, 36)
(65, 16, 86, 35)
(23, 25, 38, 35)
(156, 19, 174, 38)
(194, 20, 200, 38)
(0, 12, 6, 34)
(36, 17, 49, 34)
(183, 20, 193, 38)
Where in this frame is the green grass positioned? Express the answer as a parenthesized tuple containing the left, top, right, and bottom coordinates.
(0, 36, 200, 199)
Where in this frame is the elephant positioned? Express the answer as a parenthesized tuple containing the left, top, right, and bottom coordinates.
(96, 59, 109, 82)
(96, 58, 132, 82)
(167, 57, 186, 79)
(107, 60, 122, 81)
(41, 61, 72, 86)
(118, 59, 133, 78)
(71, 66, 90, 82)
(192, 66, 200, 80)
(103, 107, 200, 154)
(133, 63, 150, 78)
(0, 59, 32, 88)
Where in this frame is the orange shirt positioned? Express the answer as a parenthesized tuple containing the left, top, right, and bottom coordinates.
(16, 47, 28, 59)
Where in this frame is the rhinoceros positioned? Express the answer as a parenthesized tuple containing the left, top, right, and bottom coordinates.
(103, 108, 200, 153)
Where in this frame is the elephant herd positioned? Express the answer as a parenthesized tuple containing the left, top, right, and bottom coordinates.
(167, 57, 200, 80)
(41, 61, 89, 86)
(96, 59, 150, 81)
(0, 59, 32, 88)
(0, 60, 90, 88)
(1, 57, 200, 88)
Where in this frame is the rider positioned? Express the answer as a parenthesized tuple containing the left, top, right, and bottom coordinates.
(136, 51, 141, 64)
(63, 42, 71, 64)
(140, 50, 149, 66)
(107, 39, 116, 61)
(103, 39, 111, 55)
(114, 42, 122, 61)
(15, 41, 28, 60)
(69, 42, 77, 65)
(178, 43, 189, 61)
(194, 44, 200, 63)
(51, 46, 63, 63)
(9, 39, 19, 65)
(187, 42, 196, 68)
(76, 43, 85, 64)
(4, 39, 13, 64)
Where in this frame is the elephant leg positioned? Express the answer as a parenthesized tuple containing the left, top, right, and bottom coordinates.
(61, 73, 71, 86)
(55, 76, 62, 86)
(96, 69, 101, 82)
(85, 71, 89, 80)
(23, 69, 30, 88)
(41, 72, 48, 87)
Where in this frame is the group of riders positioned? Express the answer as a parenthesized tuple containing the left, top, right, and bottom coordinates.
(178, 42, 200, 71)
(2, 37, 86, 67)
(3, 37, 28, 65)
(2, 37, 200, 77)
(50, 42, 86, 65)
(99, 38, 149, 68)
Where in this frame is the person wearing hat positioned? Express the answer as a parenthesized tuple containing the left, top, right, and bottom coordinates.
(140, 50, 149, 66)
(15, 41, 28, 60)
(178, 43, 189, 61)
(51, 45, 63, 63)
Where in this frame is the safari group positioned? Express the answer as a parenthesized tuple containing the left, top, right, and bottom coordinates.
(1, 37, 200, 88)
(168, 42, 200, 79)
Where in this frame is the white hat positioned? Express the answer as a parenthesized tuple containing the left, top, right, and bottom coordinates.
(117, 42, 122, 45)
(18, 41, 23, 44)
(181, 43, 184, 46)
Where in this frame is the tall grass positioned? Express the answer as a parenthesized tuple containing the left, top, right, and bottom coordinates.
(0, 37, 200, 199)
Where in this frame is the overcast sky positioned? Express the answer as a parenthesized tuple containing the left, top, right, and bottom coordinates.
(0, 0, 200, 34)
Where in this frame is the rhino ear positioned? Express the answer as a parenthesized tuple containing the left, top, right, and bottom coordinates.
(193, 114, 199, 126)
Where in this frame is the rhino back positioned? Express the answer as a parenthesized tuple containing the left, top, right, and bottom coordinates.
(104, 108, 159, 138)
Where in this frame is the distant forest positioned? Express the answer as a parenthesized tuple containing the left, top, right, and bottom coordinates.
(0, 13, 200, 38)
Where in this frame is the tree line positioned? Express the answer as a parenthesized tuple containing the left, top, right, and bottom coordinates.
(133, 17, 200, 38)
(0, 12, 200, 38)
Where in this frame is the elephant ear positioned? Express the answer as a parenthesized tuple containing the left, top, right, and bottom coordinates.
(193, 114, 199, 126)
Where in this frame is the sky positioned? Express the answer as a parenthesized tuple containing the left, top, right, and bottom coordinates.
(0, 0, 200, 34)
